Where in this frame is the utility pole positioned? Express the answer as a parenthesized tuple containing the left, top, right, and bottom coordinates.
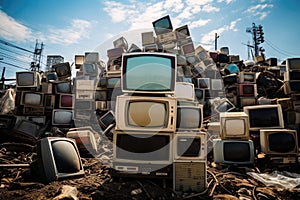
(31, 40, 44, 72)
(246, 23, 265, 58)
(214, 33, 219, 51)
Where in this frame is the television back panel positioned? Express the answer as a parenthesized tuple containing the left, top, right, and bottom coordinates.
(75, 80, 95, 90)
(142, 32, 155, 46)
(157, 32, 177, 44)
(173, 161, 206, 193)
(95, 101, 107, 111)
(211, 79, 223, 91)
(107, 48, 124, 60)
(75, 55, 84, 69)
(75, 90, 94, 100)
(42, 82, 53, 94)
(66, 130, 98, 154)
(284, 70, 300, 81)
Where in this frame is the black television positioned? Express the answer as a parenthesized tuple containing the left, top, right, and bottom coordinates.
(98, 110, 115, 129)
(243, 105, 284, 130)
(30, 137, 85, 182)
(152, 15, 173, 35)
(13, 119, 44, 141)
(52, 62, 71, 79)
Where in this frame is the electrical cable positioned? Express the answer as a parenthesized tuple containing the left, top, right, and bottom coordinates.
(0, 61, 29, 70)
(0, 39, 33, 54)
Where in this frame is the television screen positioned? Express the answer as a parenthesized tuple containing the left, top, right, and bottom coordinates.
(122, 52, 176, 94)
(46, 72, 57, 81)
(14, 120, 41, 139)
(239, 84, 256, 96)
(60, 94, 73, 108)
(22, 92, 43, 107)
(181, 43, 195, 55)
(197, 78, 210, 89)
(195, 89, 205, 101)
(177, 104, 203, 130)
(99, 111, 115, 129)
(95, 90, 107, 101)
(215, 99, 235, 113)
(107, 77, 121, 88)
(116, 95, 176, 132)
(175, 82, 195, 100)
(16, 71, 41, 88)
(260, 129, 298, 155)
(152, 15, 173, 35)
(128, 101, 166, 127)
(83, 63, 97, 75)
(239, 72, 256, 83)
(52, 62, 71, 78)
(177, 136, 201, 157)
(115, 132, 171, 161)
(44, 94, 55, 109)
(224, 142, 251, 162)
(52, 109, 73, 126)
(54, 81, 72, 94)
(243, 105, 284, 129)
(175, 25, 190, 39)
(30, 137, 84, 182)
(220, 112, 249, 140)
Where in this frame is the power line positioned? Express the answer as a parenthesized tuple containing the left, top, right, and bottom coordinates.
(265, 39, 298, 56)
(0, 46, 32, 58)
(264, 40, 294, 58)
(0, 61, 29, 70)
(0, 52, 31, 65)
(0, 39, 34, 54)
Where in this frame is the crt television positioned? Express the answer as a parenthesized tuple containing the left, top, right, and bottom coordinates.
(66, 130, 98, 154)
(21, 92, 44, 107)
(243, 104, 284, 130)
(152, 15, 173, 35)
(173, 133, 206, 160)
(285, 58, 300, 71)
(239, 72, 256, 83)
(260, 129, 298, 155)
(115, 95, 177, 132)
(214, 98, 236, 113)
(213, 138, 255, 165)
(176, 101, 203, 131)
(13, 119, 43, 140)
(121, 52, 177, 94)
(53, 81, 72, 94)
(58, 94, 73, 109)
(238, 84, 257, 97)
(52, 109, 74, 126)
(16, 71, 41, 89)
(52, 62, 71, 79)
(175, 25, 190, 40)
(82, 63, 98, 76)
(113, 130, 172, 165)
(98, 110, 115, 129)
(30, 137, 84, 182)
(220, 112, 250, 140)
(175, 82, 195, 101)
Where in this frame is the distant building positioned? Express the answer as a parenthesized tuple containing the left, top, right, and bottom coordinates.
(46, 55, 64, 71)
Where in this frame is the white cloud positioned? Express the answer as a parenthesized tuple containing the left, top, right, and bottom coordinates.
(0, 10, 34, 42)
(229, 18, 241, 31)
(47, 19, 94, 45)
(185, 0, 213, 6)
(217, 0, 235, 4)
(246, 3, 273, 20)
(164, 0, 184, 13)
(202, 4, 220, 13)
(103, 1, 137, 23)
(200, 18, 241, 50)
(189, 19, 211, 28)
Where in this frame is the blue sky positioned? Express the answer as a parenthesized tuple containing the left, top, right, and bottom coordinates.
(0, 0, 299, 79)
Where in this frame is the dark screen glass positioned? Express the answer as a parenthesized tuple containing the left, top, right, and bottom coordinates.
(216, 101, 234, 112)
(153, 16, 172, 35)
(289, 81, 300, 92)
(248, 107, 279, 127)
(243, 85, 254, 94)
(18, 72, 34, 86)
(177, 137, 201, 157)
(224, 142, 250, 162)
(52, 141, 81, 173)
(269, 132, 296, 153)
(116, 134, 170, 161)
(61, 95, 73, 107)
(56, 82, 71, 93)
